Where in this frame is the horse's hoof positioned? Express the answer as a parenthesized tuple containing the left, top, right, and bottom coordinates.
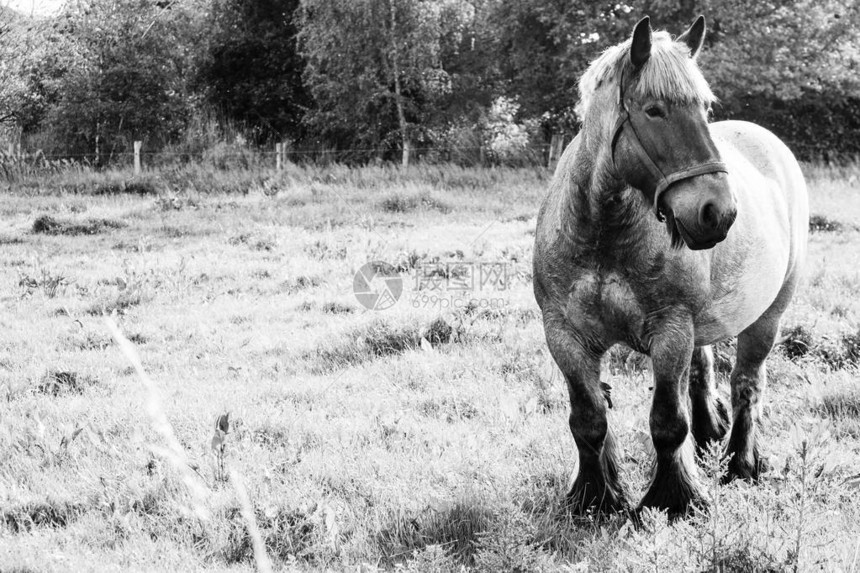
(633, 496, 706, 525)
(637, 487, 705, 521)
(565, 473, 627, 516)
(639, 454, 704, 519)
(723, 449, 770, 484)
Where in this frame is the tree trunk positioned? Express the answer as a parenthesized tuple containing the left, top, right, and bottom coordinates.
(388, 0, 410, 167)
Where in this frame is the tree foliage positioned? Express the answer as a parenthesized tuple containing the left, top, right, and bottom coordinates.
(298, 0, 474, 162)
(1, 0, 859, 161)
(197, 0, 309, 144)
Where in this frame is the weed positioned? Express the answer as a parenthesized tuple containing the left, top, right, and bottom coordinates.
(781, 325, 814, 360)
(221, 505, 317, 565)
(18, 269, 70, 298)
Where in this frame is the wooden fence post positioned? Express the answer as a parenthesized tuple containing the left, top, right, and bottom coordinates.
(133, 141, 142, 175)
(281, 140, 290, 168)
(547, 134, 566, 168)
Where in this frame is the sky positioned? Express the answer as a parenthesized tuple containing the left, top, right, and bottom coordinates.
(2, 0, 64, 16)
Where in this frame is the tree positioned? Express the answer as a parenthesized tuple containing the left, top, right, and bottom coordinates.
(0, 6, 61, 135)
(38, 0, 204, 158)
(298, 0, 473, 165)
(196, 0, 309, 144)
(702, 0, 860, 101)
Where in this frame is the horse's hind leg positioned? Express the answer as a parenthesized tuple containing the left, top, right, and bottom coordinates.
(725, 312, 780, 481)
(639, 318, 702, 517)
(689, 346, 730, 453)
(544, 323, 626, 514)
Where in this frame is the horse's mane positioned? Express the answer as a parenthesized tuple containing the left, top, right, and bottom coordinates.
(576, 31, 715, 120)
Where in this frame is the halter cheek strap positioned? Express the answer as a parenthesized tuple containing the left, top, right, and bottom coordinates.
(610, 75, 728, 222)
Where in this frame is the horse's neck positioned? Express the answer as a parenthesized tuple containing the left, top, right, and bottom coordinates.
(567, 130, 626, 221)
(561, 130, 654, 262)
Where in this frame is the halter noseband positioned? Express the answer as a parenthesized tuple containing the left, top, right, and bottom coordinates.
(609, 71, 727, 222)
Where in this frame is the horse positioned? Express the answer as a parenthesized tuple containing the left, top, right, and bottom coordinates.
(533, 15, 808, 517)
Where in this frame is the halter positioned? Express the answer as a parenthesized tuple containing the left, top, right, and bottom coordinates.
(609, 70, 727, 222)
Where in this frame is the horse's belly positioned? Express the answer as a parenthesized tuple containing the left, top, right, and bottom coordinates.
(693, 280, 782, 344)
(693, 208, 791, 344)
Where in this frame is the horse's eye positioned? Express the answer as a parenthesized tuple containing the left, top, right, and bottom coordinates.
(644, 106, 665, 119)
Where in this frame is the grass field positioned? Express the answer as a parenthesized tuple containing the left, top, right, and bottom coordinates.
(1, 162, 859, 572)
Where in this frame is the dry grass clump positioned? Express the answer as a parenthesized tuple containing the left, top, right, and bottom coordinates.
(320, 301, 354, 314)
(311, 320, 422, 373)
(380, 192, 451, 214)
(32, 214, 125, 236)
(85, 289, 147, 316)
(282, 275, 323, 294)
(779, 324, 860, 370)
(378, 502, 492, 566)
(813, 384, 860, 421)
(310, 318, 467, 373)
(228, 232, 278, 251)
(35, 370, 98, 396)
(808, 214, 846, 233)
(92, 176, 160, 196)
(1, 500, 85, 533)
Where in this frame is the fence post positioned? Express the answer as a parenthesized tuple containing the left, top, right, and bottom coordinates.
(133, 141, 142, 175)
(6, 143, 12, 157)
(281, 140, 290, 169)
(547, 134, 565, 169)
(276, 143, 283, 172)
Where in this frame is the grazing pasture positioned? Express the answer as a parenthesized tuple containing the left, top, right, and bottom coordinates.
(1, 162, 859, 571)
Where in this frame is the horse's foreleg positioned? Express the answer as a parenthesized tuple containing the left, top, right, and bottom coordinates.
(689, 345, 730, 453)
(725, 315, 779, 481)
(640, 318, 702, 517)
(545, 322, 626, 515)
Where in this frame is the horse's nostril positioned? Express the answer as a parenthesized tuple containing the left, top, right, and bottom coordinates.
(700, 201, 719, 229)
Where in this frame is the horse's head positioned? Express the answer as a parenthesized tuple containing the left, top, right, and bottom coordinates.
(581, 16, 737, 250)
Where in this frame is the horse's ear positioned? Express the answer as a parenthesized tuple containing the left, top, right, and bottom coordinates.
(630, 16, 652, 68)
(677, 15, 706, 58)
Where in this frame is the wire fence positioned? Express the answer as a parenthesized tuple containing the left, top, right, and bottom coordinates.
(0, 138, 568, 179)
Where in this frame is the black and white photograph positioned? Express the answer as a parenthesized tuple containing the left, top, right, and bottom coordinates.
(0, 0, 858, 570)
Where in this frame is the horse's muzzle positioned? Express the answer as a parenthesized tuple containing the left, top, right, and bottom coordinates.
(661, 173, 737, 250)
